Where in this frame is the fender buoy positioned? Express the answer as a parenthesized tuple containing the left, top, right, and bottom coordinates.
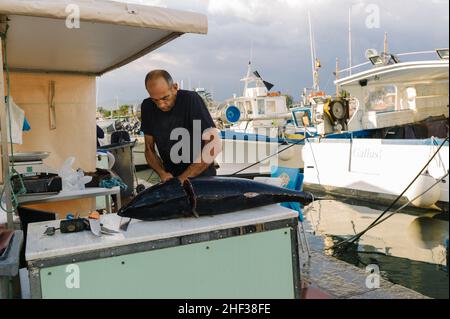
(406, 174, 441, 208)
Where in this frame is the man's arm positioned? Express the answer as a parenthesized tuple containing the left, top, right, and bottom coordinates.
(144, 134, 174, 182)
(178, 128, 222, 182)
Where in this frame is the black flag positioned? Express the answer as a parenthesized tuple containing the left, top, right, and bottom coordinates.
(263, 81, 274, 91)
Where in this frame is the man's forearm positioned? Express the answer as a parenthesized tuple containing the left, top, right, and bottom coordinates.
(145, 148, 167, 176)
(179, 129, 222, 181)
(178, 162, 211, 180)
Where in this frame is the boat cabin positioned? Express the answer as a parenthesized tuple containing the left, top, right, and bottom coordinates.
(336, 58, 449, 133)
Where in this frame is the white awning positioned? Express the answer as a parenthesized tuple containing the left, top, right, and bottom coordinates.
(0, 0, 208, 75)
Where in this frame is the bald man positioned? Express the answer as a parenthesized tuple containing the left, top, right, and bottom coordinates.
(140, 70, 221, 183)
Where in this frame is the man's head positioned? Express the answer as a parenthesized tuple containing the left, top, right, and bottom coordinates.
(145, 70, 179, 112)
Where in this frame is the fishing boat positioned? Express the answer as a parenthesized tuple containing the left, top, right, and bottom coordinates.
(214, 62, 310, 177)
(301, 49, 449, 209)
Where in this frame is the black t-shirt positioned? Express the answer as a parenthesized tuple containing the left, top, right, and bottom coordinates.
(140, 90, 217, 177)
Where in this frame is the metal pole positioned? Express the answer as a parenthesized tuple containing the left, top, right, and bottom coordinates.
(335, 58, 340, 97)
(348, 8, 352, 76)
(0, 36, 14, 229)
(307, 10, 316, 92)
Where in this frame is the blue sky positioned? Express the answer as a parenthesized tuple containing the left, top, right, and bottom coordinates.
(97, 0, 449, 108)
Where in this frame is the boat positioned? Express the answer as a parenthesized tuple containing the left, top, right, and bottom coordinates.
(301, 49, 449, 209)
(214, 62, 311, 177)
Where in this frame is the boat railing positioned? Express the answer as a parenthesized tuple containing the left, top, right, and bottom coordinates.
(337, 49, 448, 76)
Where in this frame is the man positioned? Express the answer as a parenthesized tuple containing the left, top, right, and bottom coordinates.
(96, 124, 104, 148)
(140, 70, 221, 183)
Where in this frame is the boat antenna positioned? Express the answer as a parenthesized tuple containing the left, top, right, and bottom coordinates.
(383, 32, 388, 64)
(250, 39, 254, 65)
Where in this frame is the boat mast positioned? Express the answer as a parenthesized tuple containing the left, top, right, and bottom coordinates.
(383, 32, 388, 64)
(308, 10, 319, 93)
(348, 7, 352, 76)
(242, 61, 252, 97)
(335, 58, 340, 97)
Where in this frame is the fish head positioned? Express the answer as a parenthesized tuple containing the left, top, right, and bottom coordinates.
(117, 178, 194, 220)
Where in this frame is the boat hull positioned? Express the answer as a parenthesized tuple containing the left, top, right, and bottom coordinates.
(302, 138, 449, 208)
(216, 132, 305, 177)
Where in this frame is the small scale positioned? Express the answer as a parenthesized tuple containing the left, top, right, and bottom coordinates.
(9, 152, 62, 195)
(10, 160, 46, 176)
(9, 151, 51, 176)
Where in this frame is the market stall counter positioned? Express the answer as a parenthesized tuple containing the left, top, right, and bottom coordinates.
(25, 205, 301, 299)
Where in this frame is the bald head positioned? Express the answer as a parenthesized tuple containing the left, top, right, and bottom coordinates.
(145, 70, 173, 88)
(145, 70, 178, 112)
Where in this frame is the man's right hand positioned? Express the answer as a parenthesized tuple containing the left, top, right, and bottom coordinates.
(159, 172, 174, 183)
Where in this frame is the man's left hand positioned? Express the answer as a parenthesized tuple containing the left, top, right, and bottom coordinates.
(178, 175, 188, 184)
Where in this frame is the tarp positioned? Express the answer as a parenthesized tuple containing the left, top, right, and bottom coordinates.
(0, 0, 208, 75)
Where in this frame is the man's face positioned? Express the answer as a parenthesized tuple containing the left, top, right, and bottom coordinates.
(146, 77, 178, 112)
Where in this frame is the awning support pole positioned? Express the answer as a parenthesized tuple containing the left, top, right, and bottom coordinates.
(0, 35, 14, 229)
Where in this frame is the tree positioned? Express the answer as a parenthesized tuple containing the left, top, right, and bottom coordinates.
(119, 104, 130, 116)
(283, 94, 294, 107)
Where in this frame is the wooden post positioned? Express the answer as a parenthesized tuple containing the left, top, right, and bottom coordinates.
(0, 35, 14, 229)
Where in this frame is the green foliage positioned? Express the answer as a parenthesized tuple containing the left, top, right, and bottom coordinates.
(97, 104, 132, 119)
(283, 94, 294, 107)
(119, 104, 130, 115)
(97, 107, 112, 118)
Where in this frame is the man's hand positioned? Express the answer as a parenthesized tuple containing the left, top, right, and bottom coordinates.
(159, 171, 174, 183)
(176, 128, 222, 183)
(178, 174, 189, 184)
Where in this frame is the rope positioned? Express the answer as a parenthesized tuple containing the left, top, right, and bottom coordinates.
(329, 172, 449, 255)
(330, 137, 449, 252)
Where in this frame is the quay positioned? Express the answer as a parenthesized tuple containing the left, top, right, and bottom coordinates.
(300, 243, 429, 299)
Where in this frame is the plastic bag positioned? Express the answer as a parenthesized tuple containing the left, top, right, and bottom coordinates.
(57, 157, 92, 191)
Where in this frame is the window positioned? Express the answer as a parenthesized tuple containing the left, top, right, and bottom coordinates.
(237, 101, 244, 111)
(365, 85, 397, 112)
(257, 99, 265, 115)
(245, 101, 253, 115)
(293, 110, 311, 128)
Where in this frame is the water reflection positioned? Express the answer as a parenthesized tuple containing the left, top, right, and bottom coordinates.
(304, 200, 448, 266)
(303, 199, 449, 299)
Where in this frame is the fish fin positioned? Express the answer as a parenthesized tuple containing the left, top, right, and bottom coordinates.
(183, 179, 197, 211)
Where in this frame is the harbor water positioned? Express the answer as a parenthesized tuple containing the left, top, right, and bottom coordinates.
(302, 196, 449, 299)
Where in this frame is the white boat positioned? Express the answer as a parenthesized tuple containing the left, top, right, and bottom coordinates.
(215, 62, 307, 177)
(302, 50, 449, 209)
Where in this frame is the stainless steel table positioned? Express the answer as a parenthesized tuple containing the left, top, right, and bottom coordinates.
(17, 187, 121, 213)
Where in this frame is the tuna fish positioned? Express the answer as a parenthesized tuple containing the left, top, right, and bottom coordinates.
(117, 177, 315, 221)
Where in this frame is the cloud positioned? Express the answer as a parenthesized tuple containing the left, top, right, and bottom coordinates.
(98, 0, 449, 107)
